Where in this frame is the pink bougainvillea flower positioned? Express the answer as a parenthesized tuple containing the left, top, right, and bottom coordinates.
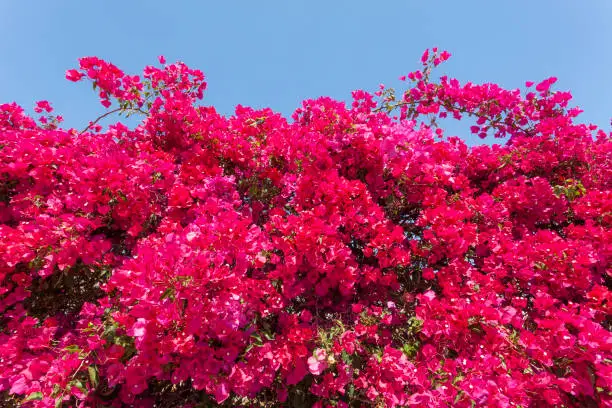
(0, 49, 610, 408)
(65, 69, 84, 82)
(308, 349, 328, 375)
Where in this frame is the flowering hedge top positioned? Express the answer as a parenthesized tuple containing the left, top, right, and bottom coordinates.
(0, 50, 611, 407)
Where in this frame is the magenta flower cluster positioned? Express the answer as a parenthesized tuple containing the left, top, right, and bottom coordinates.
(0, 50, 610, 407)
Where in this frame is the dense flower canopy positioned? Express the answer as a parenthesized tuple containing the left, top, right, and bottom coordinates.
(0, 50, 611, 407)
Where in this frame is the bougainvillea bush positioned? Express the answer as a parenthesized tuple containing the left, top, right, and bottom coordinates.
(1, 49, 611, 407)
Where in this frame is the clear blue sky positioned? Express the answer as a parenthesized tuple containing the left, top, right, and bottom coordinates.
(1, 1, 610, 145)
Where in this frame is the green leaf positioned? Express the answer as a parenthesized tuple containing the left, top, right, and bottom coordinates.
(24, 392, 43, 401)
(346, 383, 355, 399)
(250, 333, 263, 345)
(64, 345, 81, 353)
(341, 350, 352, 365)
(88, 366, 99, 388)
(160, 287, 175, 301)
(73, 379, 87, 392)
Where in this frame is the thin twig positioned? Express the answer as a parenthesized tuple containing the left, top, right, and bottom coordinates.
(79, 108, 123, 135)
(78, 107, 148, 135)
